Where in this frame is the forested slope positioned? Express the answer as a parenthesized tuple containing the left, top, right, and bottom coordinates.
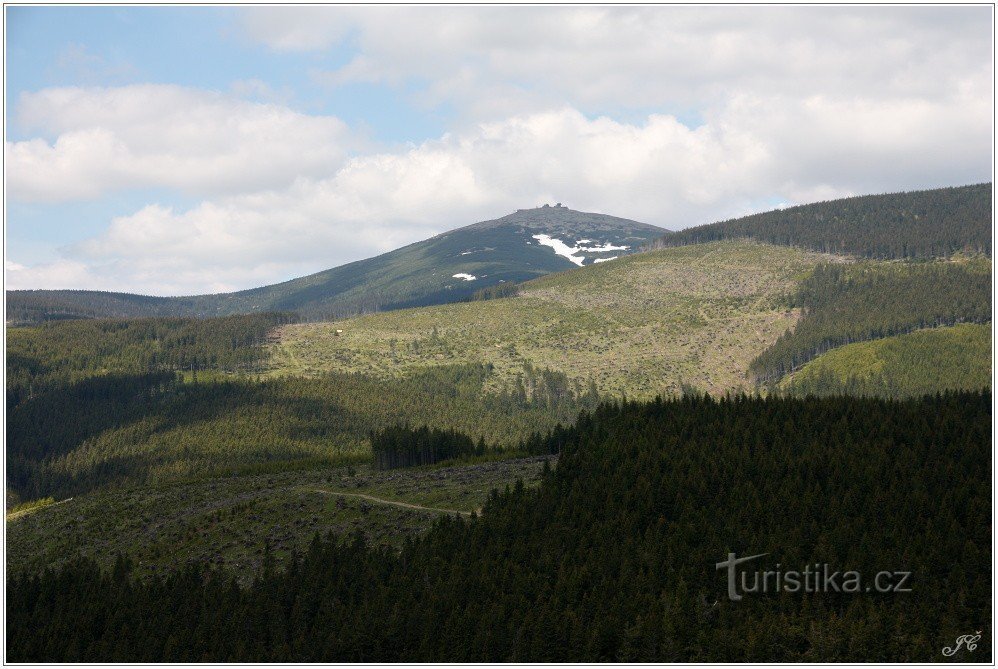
(749, 259, 991, 383)
(8, 392, 990, 662)
(7, 206, 663, 324)
(651, 183, 991, 259)
(780, 323, 991, 398)
(6, 313, 295, 408)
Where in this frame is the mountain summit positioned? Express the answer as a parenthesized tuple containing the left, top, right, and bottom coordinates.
(7, 206, 666, 323)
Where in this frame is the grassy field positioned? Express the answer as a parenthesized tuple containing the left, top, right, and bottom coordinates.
(7, 457, 551, 584)
(268, 241, 840, 399)
(780, 323, 992, 397)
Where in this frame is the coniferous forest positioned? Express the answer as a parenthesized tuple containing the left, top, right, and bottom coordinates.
(7, 393, 990, 662)
(651, 183, 991, 259)
(748, 260, 991, 382)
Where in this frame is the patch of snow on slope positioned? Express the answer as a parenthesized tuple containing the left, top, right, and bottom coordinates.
(593, 256, 618, 263)
(532, 234, 630, 266)
(452, 273, 477, 281)
(531, 234, 585, 266)
(579, 242, 629, 252)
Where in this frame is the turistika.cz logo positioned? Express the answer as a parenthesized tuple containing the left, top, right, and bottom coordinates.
(715, 552, 912, 601)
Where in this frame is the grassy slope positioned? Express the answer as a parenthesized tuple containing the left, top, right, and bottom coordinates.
(269, 241, 838, 399)
(6, 458, 549, 584)
(780, 322, 992, 397)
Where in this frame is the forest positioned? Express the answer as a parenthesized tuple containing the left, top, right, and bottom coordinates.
(5, 290, 192, 325)
(371, 424, 484, 469)
(651, 183, 992, 259)
(748, 260, 991, 383)
(7, 392, 990, 662)
(6, 313, 296, 408)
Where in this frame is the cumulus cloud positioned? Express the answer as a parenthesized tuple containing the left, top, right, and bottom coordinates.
(11, 92, 990, 295)
(6, 84, 356, 202)
(247, 6, 993, 118)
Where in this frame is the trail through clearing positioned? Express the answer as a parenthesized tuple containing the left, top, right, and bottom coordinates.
(6, 498, 73, 522)
(307, 489, 475, 516)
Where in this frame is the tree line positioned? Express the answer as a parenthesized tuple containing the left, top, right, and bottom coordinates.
(780, 323, 991, 398)
(649, 183, 991, 259)
(371, 424, 484, 469)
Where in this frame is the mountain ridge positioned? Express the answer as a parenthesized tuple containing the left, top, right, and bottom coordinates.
(649, 182, 991, 258)
(7, 205, 665, 324)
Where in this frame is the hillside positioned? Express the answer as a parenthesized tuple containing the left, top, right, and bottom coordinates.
(7, 456, 550, 585)
(267, 240, 837, 398)
(779, 323, 991, 398)
(6, 205, 665, 324)
(650, 183, 991, 259)
(748, 257, 992, 383)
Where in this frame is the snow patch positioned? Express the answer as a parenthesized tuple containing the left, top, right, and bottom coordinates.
(532, 234, 629, 266)
(531, 234, 585, 266)
(593, 256, 618, 263)
(452, 273, 477, 281)
(580, 243, 629, 252)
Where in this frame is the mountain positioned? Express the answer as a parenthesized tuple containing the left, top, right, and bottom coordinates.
(6, 205, 665, 324)
(648, 183, 991, 258)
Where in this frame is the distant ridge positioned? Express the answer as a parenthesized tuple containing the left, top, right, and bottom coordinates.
(7, 205, 664, 325)
(649, 183, 991, 259)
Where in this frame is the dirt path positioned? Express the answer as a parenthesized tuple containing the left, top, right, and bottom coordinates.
(308, 489, 475, 516)
(6, 497, 73, 522)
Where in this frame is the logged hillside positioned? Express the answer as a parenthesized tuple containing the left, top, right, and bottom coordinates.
(780, 323, 991, 398)
(7, 456, 550, 585)
(268, 241, 837, 399)
(9, 392, 990, 662)
(7, 206, 664, 325)
(651, 183, 991, 259)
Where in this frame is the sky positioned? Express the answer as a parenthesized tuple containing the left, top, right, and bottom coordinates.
(4, 5, 994, 296)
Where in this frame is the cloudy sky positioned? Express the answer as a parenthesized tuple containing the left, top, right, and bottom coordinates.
(5, 6, 993, 295)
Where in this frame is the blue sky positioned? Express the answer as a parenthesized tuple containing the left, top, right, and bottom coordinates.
(5, 6, 992, 294)
(6, 6, 448, 268)
(6, 6, 447, 141)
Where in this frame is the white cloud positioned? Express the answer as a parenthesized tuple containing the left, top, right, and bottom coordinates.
(245, 6, 993, 119)
(6, 259, 97, 291)
(6, 84, 355, 202)
(12, 90, 990, 295)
